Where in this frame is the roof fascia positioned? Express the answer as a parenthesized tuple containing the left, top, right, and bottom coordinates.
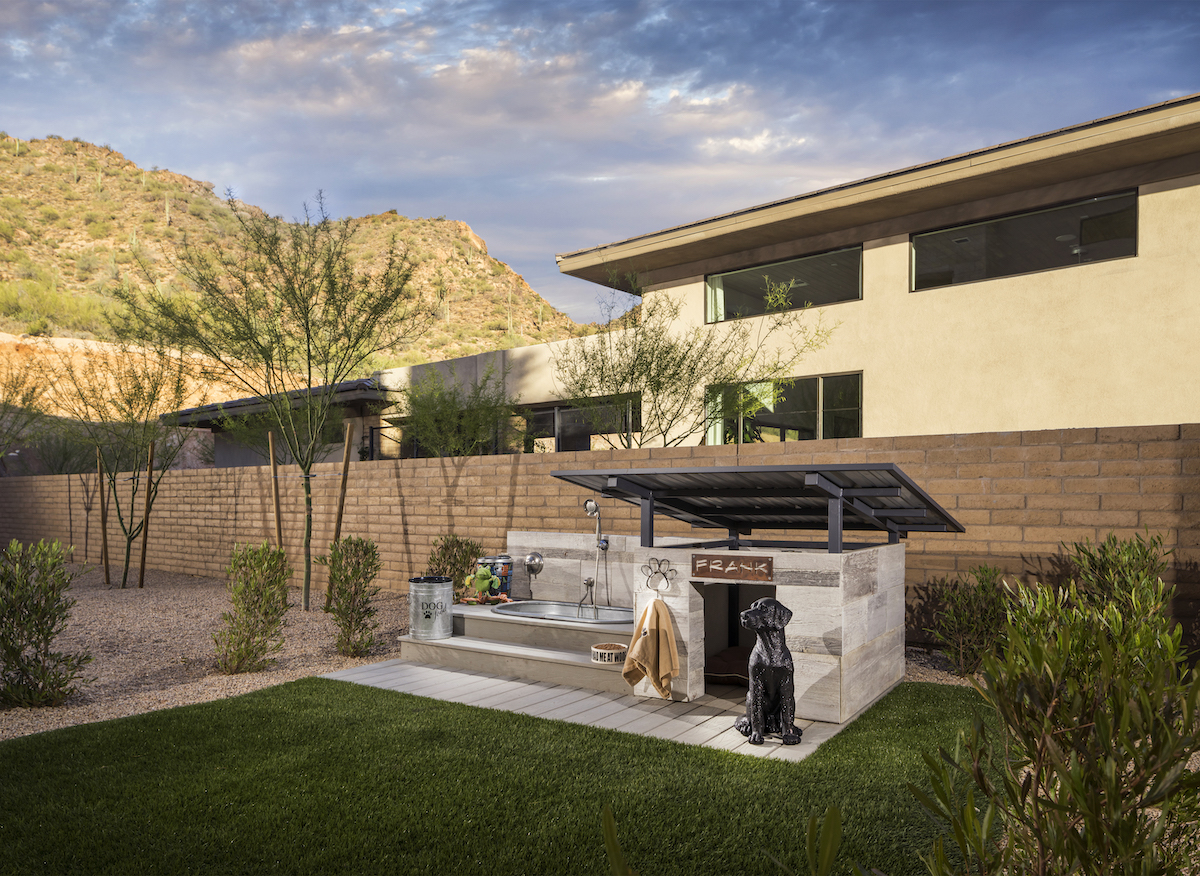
(557, 93, 1200, 288)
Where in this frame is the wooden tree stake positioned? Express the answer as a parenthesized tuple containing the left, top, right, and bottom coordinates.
(98, 447, 110, 589)
(137, 440, 154, 588)
(325, 422, 355, 612)
(269, 431, 283, 550)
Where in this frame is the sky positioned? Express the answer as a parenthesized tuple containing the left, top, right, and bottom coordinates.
(2, 0, 1199, 322)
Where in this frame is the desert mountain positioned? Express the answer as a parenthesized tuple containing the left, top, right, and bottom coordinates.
(0, 132, 587, 368)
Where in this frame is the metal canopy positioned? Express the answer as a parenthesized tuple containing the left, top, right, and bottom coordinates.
(552, 464, 965, 554)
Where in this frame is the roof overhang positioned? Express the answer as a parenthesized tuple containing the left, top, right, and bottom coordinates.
(553, 463, 964, 553)
(557, 92, 1200, 290)
(171, 380, 392, 429)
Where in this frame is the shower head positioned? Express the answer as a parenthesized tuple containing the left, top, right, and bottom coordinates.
(583, 498, 600, 518)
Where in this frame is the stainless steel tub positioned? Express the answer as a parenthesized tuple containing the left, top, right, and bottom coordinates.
(490, 600, 634, 625)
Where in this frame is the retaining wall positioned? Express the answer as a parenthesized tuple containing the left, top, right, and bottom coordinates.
(2, 423, 1197, 640)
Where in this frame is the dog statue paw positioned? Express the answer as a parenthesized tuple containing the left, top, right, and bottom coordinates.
(781, 726, 803, 745)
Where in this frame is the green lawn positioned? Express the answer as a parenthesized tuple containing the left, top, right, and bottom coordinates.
(0, 679, 985, 875)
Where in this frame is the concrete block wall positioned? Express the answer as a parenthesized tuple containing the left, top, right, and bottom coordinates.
(1, 423, 1197, 642)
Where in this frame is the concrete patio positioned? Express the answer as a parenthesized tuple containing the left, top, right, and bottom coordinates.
(323, 658, 847, 761)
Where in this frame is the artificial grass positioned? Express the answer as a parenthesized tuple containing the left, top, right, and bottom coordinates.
(0, 679, 986, 875)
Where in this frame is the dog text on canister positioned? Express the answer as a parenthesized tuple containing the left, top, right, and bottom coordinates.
(690, 554, 773, 582)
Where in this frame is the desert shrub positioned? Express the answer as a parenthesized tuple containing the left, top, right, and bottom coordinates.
(916, 573, 1200, 874)
(925, 564, 1009, 675)
(426, 533, 484, 601)
(213, 542, 291, 674)
(86, 221, 111, 240)
(0, 539, 93, 707)
(1064, 529, 1170, 607)
(25, 317, 49, 337)
(319, 537, 382, 657)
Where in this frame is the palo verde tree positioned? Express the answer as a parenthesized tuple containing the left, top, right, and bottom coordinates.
(552, 278, 832, 448)
(115, 193, 437, 609)
(0, 344, 45, 473)
(48, 339, 196, 587)
(399, 362, 521, 458)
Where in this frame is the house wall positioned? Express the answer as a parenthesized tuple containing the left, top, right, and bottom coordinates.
(640, 167, 1200, 440)
(2, 423, 1198, 644)
(375, 165, 1200, 447)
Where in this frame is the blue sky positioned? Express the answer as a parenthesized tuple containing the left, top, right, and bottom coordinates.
(3, 0, 1199, 321)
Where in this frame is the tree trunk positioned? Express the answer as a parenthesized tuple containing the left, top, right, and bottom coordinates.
(302, 472, 313, 610)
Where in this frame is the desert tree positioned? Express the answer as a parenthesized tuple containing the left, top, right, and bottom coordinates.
(552, 277, 833, 449)
(47, 339, 197, 587)
(115, 193, 438, 609)
(0, 344, 45, 473)
(399, 362, 521, 458)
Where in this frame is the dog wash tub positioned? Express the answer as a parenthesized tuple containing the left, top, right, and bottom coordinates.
(409, 577, 454, 640)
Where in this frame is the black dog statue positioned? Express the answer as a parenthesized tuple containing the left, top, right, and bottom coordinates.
(734, 597, 802, 745)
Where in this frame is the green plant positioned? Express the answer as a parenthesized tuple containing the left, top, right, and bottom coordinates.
(925, 565, 1009, 675)
(913, 573, 1200, 875)
(426, 533, 484, 601)
(400, 361, 521, 458)
(0, 539, 92, 707)
(25, 316, 49, 337)
(317, 536, 382, 657)
(213, 542, 291, 674)
(116, 192, 437, 610)
(1064, 529, 1170, 607)
(552, 283, 832, 449)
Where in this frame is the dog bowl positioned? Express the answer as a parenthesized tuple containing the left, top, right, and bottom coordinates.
(590, 643, 627, 664)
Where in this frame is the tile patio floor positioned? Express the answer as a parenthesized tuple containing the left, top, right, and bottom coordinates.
(322, 658, 847, 761)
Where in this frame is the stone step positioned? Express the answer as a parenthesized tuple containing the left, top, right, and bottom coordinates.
(453, 604, 635, 651)
(398, 633, 632, 695)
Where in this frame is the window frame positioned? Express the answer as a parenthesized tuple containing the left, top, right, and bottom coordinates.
(705, 371, 862, 445)
(704, 244, 863, 325)
(909, 190, 1138, 293)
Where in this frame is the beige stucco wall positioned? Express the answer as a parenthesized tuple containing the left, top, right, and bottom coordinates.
(638, 171, 1200, 440)
(377, 169, 1200, 444)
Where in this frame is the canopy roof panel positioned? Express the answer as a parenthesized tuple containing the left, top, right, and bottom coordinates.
(552, 463, 964, 553)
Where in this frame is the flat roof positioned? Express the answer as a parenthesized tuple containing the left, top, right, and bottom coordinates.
(553, 463, 964, 553)
(171, 379, 390, 429)
(557, 92, 1200, 289)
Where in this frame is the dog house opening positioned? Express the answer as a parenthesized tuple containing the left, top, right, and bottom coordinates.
(702, 582, 776, 688)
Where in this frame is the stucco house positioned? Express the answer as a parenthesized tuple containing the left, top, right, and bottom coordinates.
(377, 92, 1200, 454)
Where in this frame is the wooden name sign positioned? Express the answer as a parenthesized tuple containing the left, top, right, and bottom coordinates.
(691, 554, 774, 582)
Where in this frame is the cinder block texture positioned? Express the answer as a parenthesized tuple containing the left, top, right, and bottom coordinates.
(1, 423, 1197, 645)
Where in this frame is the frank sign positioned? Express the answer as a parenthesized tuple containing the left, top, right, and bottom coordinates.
(691, 554, 774, 582)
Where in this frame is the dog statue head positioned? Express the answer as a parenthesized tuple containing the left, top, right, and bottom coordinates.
(740, 597, 792, 632)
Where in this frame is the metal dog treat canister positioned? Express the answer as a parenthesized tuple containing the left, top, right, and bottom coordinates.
(409, 576, 454, 640)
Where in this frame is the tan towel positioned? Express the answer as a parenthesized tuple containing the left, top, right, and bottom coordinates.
(622, 598, 679, 699)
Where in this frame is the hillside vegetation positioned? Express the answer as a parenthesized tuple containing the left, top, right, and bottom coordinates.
(0, 132, 587, 368)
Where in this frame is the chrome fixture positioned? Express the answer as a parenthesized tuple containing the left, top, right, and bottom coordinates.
(524, 552, 543, 581)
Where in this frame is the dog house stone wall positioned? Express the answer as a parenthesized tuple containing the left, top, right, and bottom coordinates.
(620, 543, 905, 721)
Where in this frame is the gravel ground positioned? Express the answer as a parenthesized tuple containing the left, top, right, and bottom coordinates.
(1, 567, 1164, 748)
(0, 565, 409, 742)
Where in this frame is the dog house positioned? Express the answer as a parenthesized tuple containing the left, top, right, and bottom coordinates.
(550, 465, 964, 723)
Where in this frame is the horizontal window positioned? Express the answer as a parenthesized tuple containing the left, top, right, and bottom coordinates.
(523, 396, 641, 452)
(705, 373, 861, 445)
(706, 246, 862, 323)
(911, 191, 1136, 291)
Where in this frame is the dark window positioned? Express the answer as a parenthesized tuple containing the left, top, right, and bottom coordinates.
(706, 373, 861, 444)
(706, 246, 862, 323)
(523, 396, 641, 452)
(911, 192, 1136, 291)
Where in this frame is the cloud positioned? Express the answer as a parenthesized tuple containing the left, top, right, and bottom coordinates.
(1, 0, 1198, 319)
